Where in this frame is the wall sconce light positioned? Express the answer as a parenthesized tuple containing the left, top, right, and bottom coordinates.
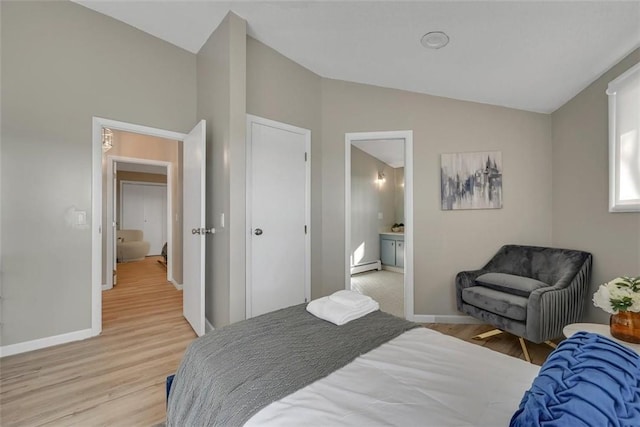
(377, 171, 386, 184)
(102, 128, 113, 152)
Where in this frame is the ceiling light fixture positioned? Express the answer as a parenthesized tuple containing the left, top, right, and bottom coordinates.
(421, 31, 449, 49)
(102, 128, 113, 152)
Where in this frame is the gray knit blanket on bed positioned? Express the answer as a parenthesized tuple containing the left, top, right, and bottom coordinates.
(166, 303, 418, 426)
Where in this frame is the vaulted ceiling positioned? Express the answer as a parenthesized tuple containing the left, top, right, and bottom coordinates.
(74, 1, 640, 113)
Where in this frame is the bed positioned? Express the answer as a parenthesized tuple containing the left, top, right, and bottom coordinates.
(166, 304, 640, 426)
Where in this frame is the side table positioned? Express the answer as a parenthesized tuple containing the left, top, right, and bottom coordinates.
(563, 322, 640, 353)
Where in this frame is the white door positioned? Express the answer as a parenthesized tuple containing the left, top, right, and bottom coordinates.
(247, 115, 310, 318)
(121, 182, 167, 255)
(122, 183, 145, 232)
(182, 120, 207, 336)
(143, 185, 167, 255)
(112, 163, 118, 285)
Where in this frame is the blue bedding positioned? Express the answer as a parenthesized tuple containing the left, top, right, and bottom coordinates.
(511, 331, 640, 427)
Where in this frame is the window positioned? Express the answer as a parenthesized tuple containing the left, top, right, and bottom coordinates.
(608, 62, 640, 212)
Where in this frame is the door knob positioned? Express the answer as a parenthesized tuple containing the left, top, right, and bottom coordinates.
(254, 228, 263, 236)
(192, 227, 216, 235)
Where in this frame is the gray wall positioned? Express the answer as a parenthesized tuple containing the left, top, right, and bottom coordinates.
(552, 48, 640, 324)
(5, 1, 632, 348)
(197, 12, 247, 328)
(350, 146, 398, 265)
(321, 79, 553, 315)
(0, 1, 196, 346)
(245, 37, 324, 298)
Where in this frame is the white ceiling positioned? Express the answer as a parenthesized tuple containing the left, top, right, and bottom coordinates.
(74, 1, 640, 113)
(353, 139, 405, 168)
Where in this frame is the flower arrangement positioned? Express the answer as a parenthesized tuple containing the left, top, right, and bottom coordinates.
(592, 276, 640, 314)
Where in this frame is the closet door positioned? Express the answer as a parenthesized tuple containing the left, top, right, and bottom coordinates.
(121, 182, 167, 256)
(122, 183, 146, 233)
(143, 185, 167, 255)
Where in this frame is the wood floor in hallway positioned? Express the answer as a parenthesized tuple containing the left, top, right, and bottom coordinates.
(0, 256, 195, 426)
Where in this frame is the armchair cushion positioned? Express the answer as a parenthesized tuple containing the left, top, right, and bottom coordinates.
(462, 286, 528, 321)
(476, 273, 549, 297)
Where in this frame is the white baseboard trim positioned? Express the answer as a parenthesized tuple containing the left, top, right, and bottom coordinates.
(205, 318, 215, 333)
(382, 265, 403, 273)
(0, 328, 93, 358)
(351, 260, 381, 275)
(102, 283, 112, 291)
(412, 314, 483, 324)
(171, 279, 183, 290)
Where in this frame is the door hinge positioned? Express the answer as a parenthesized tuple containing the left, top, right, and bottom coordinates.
(304, 225, 307, 234)
(304, 152, 308, 162)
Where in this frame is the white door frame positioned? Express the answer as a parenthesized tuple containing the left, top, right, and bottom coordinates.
(344, 130, 414, 321)
(245, 114, 311, 318)
(106, 165, 171, 291)
(92, 117, 186, 336)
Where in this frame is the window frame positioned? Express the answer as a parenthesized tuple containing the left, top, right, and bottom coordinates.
(608, 62, 640, 213)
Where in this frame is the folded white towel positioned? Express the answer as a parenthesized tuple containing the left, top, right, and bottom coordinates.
(306, 295, 379, 326)
(328, 290, 373, 308)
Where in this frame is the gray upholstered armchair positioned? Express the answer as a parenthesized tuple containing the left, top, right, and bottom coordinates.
(456, 245, 592, 361)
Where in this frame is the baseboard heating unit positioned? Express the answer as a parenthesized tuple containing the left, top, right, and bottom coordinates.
(350, 260, 382, 275)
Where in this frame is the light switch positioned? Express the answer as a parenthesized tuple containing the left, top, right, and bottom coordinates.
(76, 211, 87, 226)
(220, 213, 225, 228)
(378, 212, 383, 220)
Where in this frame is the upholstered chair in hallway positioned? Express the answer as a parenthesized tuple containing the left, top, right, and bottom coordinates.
(117, 229, 151, 262)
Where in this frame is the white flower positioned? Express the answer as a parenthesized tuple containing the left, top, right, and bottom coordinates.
(592, 276, 640, 314)
(631, 297, 640, 313)
(593, 284, 617, 314)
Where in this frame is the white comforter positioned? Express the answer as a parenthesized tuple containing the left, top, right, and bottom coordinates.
(246, 328, 539, 426)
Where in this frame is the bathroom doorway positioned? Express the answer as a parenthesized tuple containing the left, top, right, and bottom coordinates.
(344, 131, 414, 320)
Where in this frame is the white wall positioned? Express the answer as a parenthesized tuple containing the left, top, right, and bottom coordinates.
(0, 1, 196, 347)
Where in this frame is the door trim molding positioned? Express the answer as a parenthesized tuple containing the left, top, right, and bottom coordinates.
(245, 114, 311, 319)
(92, 117, 187, 337)
(344, 130, 415, 320)
(106, 161, 172, 291)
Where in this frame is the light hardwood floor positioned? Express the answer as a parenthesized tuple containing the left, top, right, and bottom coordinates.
(0, 257, 195, 426)
(1, 262, 554, 426)
(425, 323, 557, 366)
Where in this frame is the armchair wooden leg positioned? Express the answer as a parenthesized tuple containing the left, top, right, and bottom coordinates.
(518, 337, 532, 363)
(472, 329, 503, 340)
(544, 340, 558, 349)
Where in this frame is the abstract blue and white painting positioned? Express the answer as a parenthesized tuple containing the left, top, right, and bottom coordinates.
(441, 151, 503, 210)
